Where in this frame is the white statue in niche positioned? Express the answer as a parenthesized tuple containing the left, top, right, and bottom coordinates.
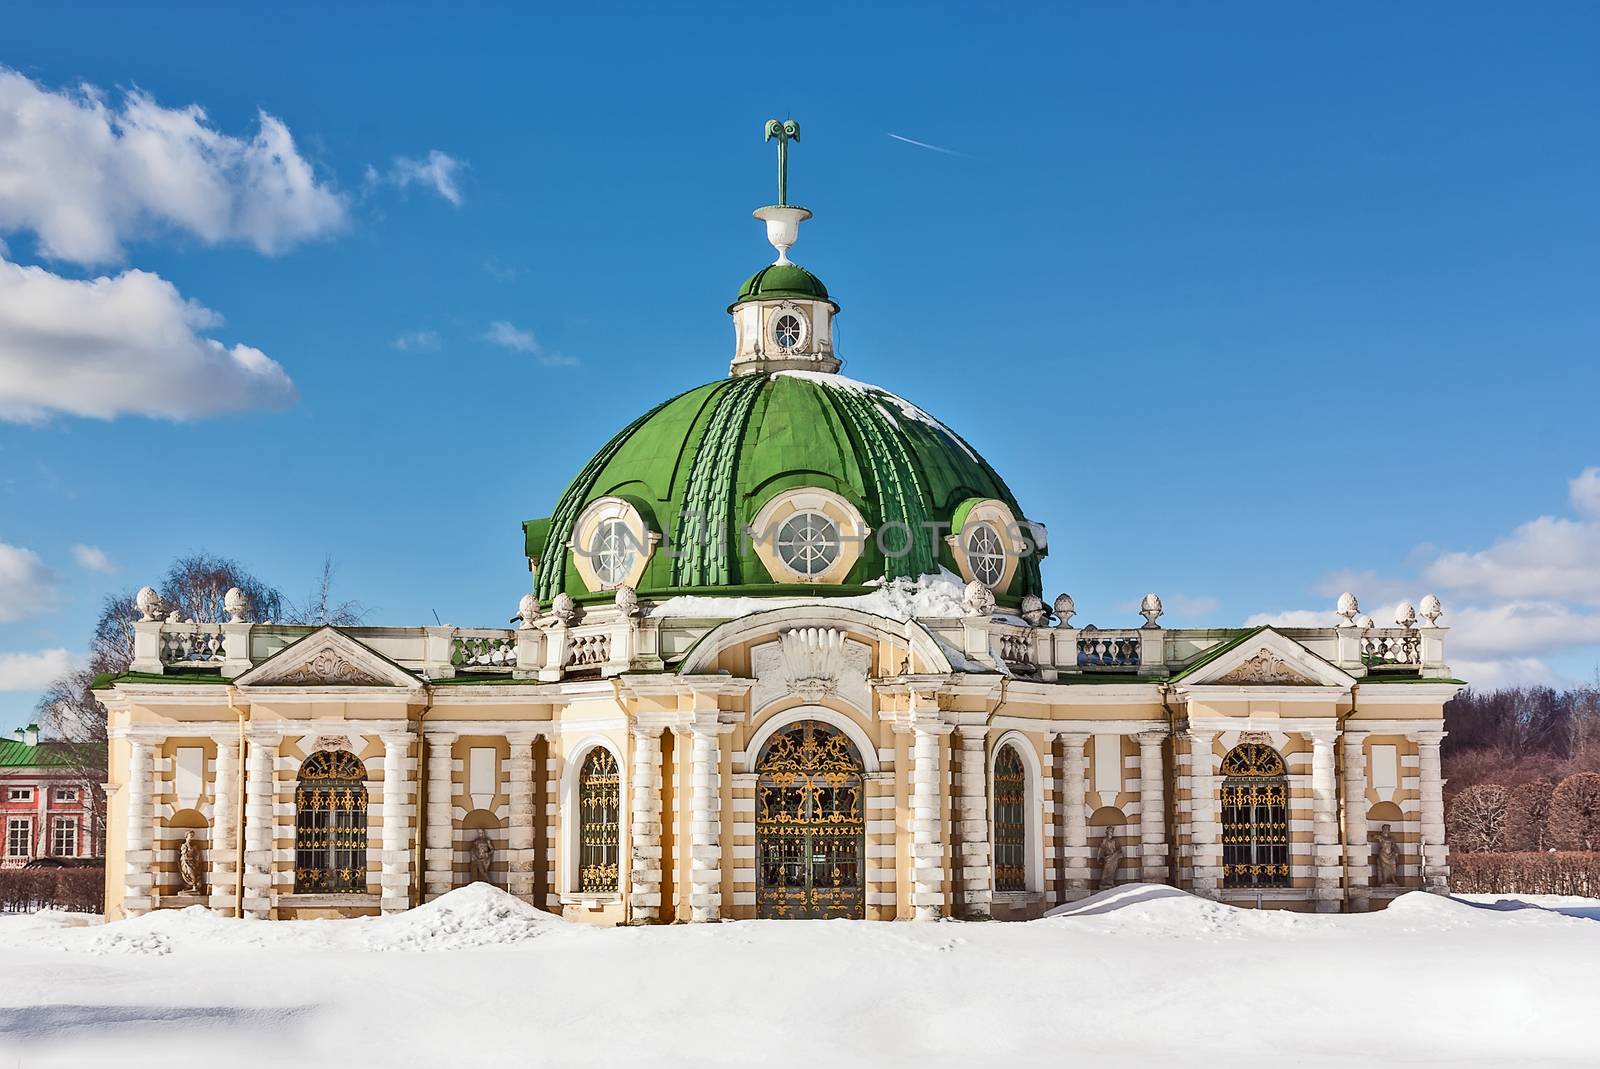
(178, 831, 204, 895)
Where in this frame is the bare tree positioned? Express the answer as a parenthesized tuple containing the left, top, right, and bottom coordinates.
(1503, 780, 1556, 852)
(1446, 783, 1508, 853)
(283, 555, 366, 627)
(1549, 772, 1600, 852)
(159, 552, 285, 625)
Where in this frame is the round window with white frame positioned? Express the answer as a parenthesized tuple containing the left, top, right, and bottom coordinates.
(571, 496, 657, 593)
(749, 487, 868, 585)
(949, 498, 1024, 593)
(776, 511, 840, 576)
(770, 306, 807, 353)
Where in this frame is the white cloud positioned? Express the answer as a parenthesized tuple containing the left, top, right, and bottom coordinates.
(0, 68, 345, 264)
(391, 330, 442, 352)
(1443, 600, 1600, 657)
(0, 543, 57, 622)
(1243, 609, 1332, 628)
(0, 255, 296, 421)
(70, 543, 117, 573)
(482, 320, 579, 368)
(366, 150, 464, 206)
(1424, 469, 1600, 604)
(0, 647, 74, 690)
(484, 320, 537, 352)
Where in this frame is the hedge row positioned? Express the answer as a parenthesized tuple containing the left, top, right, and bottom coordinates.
(1448, 852, 1600, 897)
(0, 867, 104, 913)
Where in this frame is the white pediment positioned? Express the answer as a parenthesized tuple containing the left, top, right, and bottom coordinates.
(751, 627, 872, 712)
(1180, 629, 1354, 689)
(235, 627, 421, 690)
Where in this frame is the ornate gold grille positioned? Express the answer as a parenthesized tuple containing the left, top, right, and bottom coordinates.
(756, 720, 866, 919)
(1220, 743, 1289, 888)
(579, 747, 620, 893)
(993, 744, 1026, 892)
(294, 749, 368, 893)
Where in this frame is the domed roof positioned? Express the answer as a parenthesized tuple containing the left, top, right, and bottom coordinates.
(731, 264, 835, 311)
(526, 371, 1041, 605)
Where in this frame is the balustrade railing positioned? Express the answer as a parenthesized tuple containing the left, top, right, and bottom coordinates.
(566, 632, 611, 668)
(1362, 629, 1421, 667)
(999, 632, 1036, 673)
(1077, 629, 1141, 669)
(451, 630, 518, 672)
(159, 624, 225, 667)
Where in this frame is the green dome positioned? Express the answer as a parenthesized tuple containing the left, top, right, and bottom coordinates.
(526, 371, 1042, 604)
(730, 264, 836, 311)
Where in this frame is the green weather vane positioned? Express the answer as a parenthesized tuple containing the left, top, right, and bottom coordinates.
(764, 118, 801, 205)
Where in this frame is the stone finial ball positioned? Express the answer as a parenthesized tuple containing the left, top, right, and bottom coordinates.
(615, 585, 641, 618)
(1419, 593, 1443, 625)
(135, 586, 162, 622)
(1336, 591, 1359, 619)
(1019, 594, 1048, 628)
(1395, 601, 1418, 628)
(1052, 593, 1076, 627)
(962, 580, 996, 618)
(223, 587, 249, 624)
(516, 593, 539, 629)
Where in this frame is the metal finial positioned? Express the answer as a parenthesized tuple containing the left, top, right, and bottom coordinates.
(764, 119, 801, 206)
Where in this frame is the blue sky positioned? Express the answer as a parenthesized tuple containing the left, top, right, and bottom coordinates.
(2, 2, 1599, 729)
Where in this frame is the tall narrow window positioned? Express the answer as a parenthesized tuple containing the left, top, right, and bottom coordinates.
(993, 744, 1027, 892)
(1220, 742, 1289, 889)
(578, 748, 620, 893)
(5, 817, 30, 859)
(51, 817, 77, 857)
(295, 750, 368, 893)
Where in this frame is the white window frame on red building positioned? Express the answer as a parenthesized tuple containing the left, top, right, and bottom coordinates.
(52, 816, 78, 857)
(5, 816, 31, 859)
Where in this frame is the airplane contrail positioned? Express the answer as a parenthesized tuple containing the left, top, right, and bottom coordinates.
(887, 132, 968, 157)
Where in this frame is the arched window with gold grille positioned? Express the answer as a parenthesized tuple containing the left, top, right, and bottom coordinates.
(578, 747, 620, 893)
(993, 743, 1027, 892)
(1220, 742, 1289, 889)
(294, 749, 368, 893)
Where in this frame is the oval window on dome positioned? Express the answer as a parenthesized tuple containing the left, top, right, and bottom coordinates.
(772, 311, 805, 352)
(965, 522, 1007, 588)
(776, 511, 840, 576)
(589, 518, 638, 587)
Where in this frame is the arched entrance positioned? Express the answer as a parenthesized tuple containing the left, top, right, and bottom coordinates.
(755, 719, 866, 919)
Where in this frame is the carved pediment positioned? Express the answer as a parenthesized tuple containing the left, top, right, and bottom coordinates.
(751, 628, 872, 711)
(1215, 647, 1315, 686)
(235, 626, 419, 690)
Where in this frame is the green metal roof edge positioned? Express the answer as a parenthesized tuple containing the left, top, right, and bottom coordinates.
(1359, 676, 1468, 685)
(94, 670, 226, 688)
(237, 625, 422, 686)
(1166, 627, 1263, 681)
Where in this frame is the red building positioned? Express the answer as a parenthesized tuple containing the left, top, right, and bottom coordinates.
(1, 724, 103, 867)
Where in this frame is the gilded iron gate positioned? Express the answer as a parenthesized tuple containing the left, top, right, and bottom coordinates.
(1220, 742, 1290, 888)
(756, 720, 866, 919)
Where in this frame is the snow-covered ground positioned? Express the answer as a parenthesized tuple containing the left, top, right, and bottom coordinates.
(2, 883, 1597, 1068)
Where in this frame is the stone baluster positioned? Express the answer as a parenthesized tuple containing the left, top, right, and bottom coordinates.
(910, 715, 951, 921)
(1342, 731, 1369, 911)
(1137, 731, 1168, 883)
(1056, 732, 1089, 897)
(629, 725, 665, 922)
(1310, 730, 1341, 912)
(242, 732, 281, 919)
(955, 726, 992, 918)
(208, 732, 241, 915)
(688, 719, 723, 923)
(123, 739, 155, 917)
(506, 731, 539, 901)
(379, 732, 414, 914)
(423, 731, 458, 901)
(1413, 730, 1449, 892)
(1187, 731, 1221, 898)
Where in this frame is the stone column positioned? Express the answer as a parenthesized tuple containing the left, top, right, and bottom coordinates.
(1309, 730, 1341, 912)
(954, 726, 992, 918)
(423, 731, 458, 901)
(1186, 731, 1221, 898)
(910, 717, 951, 921)
(1056, 732, 1090, 897)
(629, 725, 665, 922)
(688, 720, 723, 923)
(1342, 731, 1369, 911)
(123, 739, 155, 917)
(242, 733, 280, 920)
(208, 732, 241, 915)
(1137, 731, 1167, 883)
(506, 731, 539, 902)
(1414, 730, 1449, 892)
(379, 732, 414, 914)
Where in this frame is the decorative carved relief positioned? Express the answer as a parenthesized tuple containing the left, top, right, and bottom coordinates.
(277, 647, 384, 686)
(751, 628, 871, 710)
(313, 735, 354, 753)
(1216, 647, 1311, 686)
